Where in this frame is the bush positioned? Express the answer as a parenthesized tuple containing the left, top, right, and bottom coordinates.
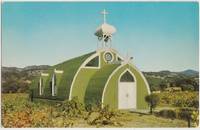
(177, 108, 195, 127)
(190, 98, 199, 109)
(191, 111, 199, 127)
(58, 97, 85, 118)
(181, 84, 194, 91)
(173, 99, 185, 107)
(156, 108, 199, 127)
(145, 94, 160, 114)
(173, 96, 199, 108)
(157, 109, 176, 119)
(177, 108, 193, 120)
(85, 104, 122, 126)
(158, 91, 199, 108)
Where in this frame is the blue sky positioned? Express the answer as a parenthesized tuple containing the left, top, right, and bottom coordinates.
(2, 2, 199, 71)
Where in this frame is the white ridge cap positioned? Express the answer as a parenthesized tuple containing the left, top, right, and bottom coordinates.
(41, 73, 49, 76)
(54, 68, 64, 74)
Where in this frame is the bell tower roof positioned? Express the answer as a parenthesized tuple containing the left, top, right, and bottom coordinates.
(94, 9, 116, 44)
(95, 23, 116, 37)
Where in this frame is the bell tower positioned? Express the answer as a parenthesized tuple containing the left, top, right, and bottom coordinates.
(95, 9, 116, 49)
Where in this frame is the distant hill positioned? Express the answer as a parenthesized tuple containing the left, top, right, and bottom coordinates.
(179, 69, 199, 77)
(2, 67, 23, 72)
(23, 65, 51, 71)
(2, 65, 51, 72)
(144, 69, 199, 78)
(1, 65, 51, 93)
(143, 69, 199, 91)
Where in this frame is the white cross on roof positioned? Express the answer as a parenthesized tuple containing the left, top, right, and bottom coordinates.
(101, 9, 108, 23)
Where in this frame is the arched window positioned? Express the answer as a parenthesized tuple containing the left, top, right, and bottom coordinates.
(120, 71, 134, 82)
(85, 56, 99, 67)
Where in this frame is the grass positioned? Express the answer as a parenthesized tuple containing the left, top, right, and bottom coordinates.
(115, 111, 187, 127)
(1, 93, 189, 128)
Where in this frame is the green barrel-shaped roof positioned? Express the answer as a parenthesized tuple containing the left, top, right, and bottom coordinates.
(84, 64, 120, 105)
(32, 51, 95, 100)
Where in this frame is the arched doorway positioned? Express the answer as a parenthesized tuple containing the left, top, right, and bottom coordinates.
(118, 69, 136, 109)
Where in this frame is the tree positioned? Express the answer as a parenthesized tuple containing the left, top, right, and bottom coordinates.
(178, 108, 193, 127)
(145, 94, 160, 114)
(159, 81, 167, 91)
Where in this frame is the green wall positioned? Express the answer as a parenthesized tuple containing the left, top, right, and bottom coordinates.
(71, 69, 98, 103)
(71, 50, 119, 105)
(84, 64, 119, 105)
(31, 52, 94, 100)
(103, 64, 149, 109)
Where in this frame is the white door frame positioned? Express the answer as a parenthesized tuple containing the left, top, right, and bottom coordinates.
(118, 69, 137, 109)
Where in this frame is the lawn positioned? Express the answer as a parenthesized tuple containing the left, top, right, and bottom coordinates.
(1, 93, 188, 128)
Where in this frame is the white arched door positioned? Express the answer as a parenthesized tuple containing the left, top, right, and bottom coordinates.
(118, 70, 136, 109)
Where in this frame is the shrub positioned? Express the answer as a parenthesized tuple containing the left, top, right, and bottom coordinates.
(145, 94, 160, 114)
(181, 84, 194, 91)
(156, 108, 199, 127)
(173, 99, 185, 107)
(177, 108, 193, 127)
(190, 98, 199, 109)
(191, 111, 199, 127)
(158, 91, 199, 108)
(85, 105, 122, 126)
(58, 97, 85, 118)
(159, 82, 167, 91)
(173, 96, 199, 108)
(157, 109, 176, 119)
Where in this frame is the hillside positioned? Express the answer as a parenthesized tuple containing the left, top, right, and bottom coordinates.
(180, 69, 199, 77)
(144, 70, 199, 91)
(1, 65, 51, 93)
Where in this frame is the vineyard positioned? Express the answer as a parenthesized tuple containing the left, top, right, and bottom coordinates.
(1, 93, 193, 128)
(157, 91, 199, 108)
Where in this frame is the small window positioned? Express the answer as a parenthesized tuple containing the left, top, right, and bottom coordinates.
(117, 57, 122, 61)
(104, 52, 113, 62)
(85, 56, 99, 67)
(38, 77, 44, 95)
(51, 74, 57, 96)
(120, 71, 134, 82)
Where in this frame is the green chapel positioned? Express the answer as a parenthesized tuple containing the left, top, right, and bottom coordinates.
(31, 10, 150, 110)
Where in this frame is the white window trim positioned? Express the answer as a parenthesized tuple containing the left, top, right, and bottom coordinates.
(54, 69, 64, 74)
(128, 63, 151, 94)
(39, 77, 42, 96)
(52, 74, 56, 96)
(41, 73, 49, 76)
(103, 51, 114, 63)
(69, 52, 100, 100)
(116, 54, 124, 61)
(118, 69, 137, 83)
(102, 63, 151, 108)
(118, 69, 137, 109)
(101, 64, 125, 108)
(82, 53, 101, 69)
